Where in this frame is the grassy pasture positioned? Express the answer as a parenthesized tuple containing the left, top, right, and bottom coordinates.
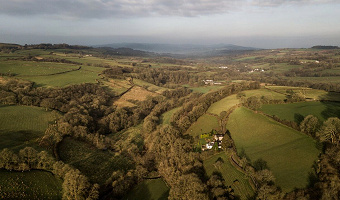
(122, 178, 169, 200)
(161, 107, 181, 125)
(207, 89, 286, 115)
(114, 86, 160, 108)
(286, 76, 340, 84)
(189, 85, 224, 94)
(203, 153, 254, 200)
(102, 78, 132, 96)
(260, 101, 340, 122)
(251, 63, 300, 73)
(0, 59, 104, 87)
(0, 60, 79, 76)
(234, 56, 258, 61)
(0, 105, 56, 152)
(133, 79, 168, 94)
(266, 86, 340, 101)
(207, 94, 240, 115)
(25, 65, 103, 87)
(185, 114, 219, 137)
(0, 169, 62, 200)
(227, 107, 319, 192)
(58, 137, 134, 185)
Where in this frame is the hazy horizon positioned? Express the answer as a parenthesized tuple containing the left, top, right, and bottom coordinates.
(1, 0, 340, 49)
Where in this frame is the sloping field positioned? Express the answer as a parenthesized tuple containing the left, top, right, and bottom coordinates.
(226, 107, 319, 192)
(58, 137, 134, 185)
(207, 89, 286, 115)
(161, 107, 181, 125)
(114, 86, 160, 108)
(203, 153, 254, 200)
(185, 114, 219, 137)
(207, 94, 240, 115)
(0, 105, 56, 152)
(261, 101, 340, 122)
(22, 65, 104, 87)
(0, 169, 62, 200)
(102, 78, 132, 96)
(266, 86, 340, 101)
(133, 79, 168, 94)
(189, 85, 224, 94)
(286, 76, 340, 84)
(122, 178, 169, 200)
(0, 60, 79, 76)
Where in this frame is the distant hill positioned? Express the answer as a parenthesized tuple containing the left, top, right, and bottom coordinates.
(94, 43, 259, 55)
(311, 45, 339, 49)
(98, 47, 156, 57)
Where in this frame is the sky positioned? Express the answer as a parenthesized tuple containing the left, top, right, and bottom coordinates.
(1, 0, 340, 48)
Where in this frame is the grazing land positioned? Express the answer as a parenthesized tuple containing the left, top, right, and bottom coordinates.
(0, 169, 62, 200)
(102, 78, 132, 96)
(58, 137, 133, 185)
(188, 85, 224, 94)
(133, 79, 169, 94)
(227, 107, 320, 192)
(122, 178, 169, 200)
(0, 105, 56, 152)
(185, 114, 220, 137)
(161, 107, 181, 125)
(261, 101, 340, 122)
(203, 153, 254, 200)
(265, 86, 340, 101)
(207, 89, 286, 115)
(1, 44, 340, 199)
(114, 86, 160, 107)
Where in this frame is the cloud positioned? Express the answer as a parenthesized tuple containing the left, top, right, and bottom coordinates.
(0, 0, 338, 19)
(251, 0, 338, 7)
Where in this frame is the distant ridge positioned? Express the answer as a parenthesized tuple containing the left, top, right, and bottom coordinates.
(311, 45, 339, 49)
(94, 43, 259, 55)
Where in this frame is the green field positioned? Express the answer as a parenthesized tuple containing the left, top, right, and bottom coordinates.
(0, 169, 62, 199)
(0, 105, 56, 152)
(133, 79, 169, 94)
(266, 86, 340, 101)
(189, 85, 224, 94)
(185, 114, 219, 137)
(161, 107, 181, 125)
(207, 89, 286, 115)
(261, 101, 340, 122)
(226, 107, 319, 192)
(203, 153, 254, 200)
(0, 54, 108, 87)
(22, 65, 104, 87)
(285, 76, 340, 84)
(0, 60, 79, 76)
(122, 178, 169, 200)
(58, 137, 133, 185)
(207, 94, 240, 115)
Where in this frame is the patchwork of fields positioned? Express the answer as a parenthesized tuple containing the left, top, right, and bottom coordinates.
(261, 101, 340, 122)
(207, 89, 286, 115)
(1, 46, 340, 199)
(227, 107, 320, 192)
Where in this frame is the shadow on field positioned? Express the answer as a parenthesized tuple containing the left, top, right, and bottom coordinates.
(319, 92, 340, 120)
(294, 113, 304, 124)
(0, 129, 42, 151)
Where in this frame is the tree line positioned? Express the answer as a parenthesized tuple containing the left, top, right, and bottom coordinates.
(0, 147, 99, 200)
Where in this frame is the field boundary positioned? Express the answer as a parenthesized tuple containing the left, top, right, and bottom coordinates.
(19, 66, 81, 77)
